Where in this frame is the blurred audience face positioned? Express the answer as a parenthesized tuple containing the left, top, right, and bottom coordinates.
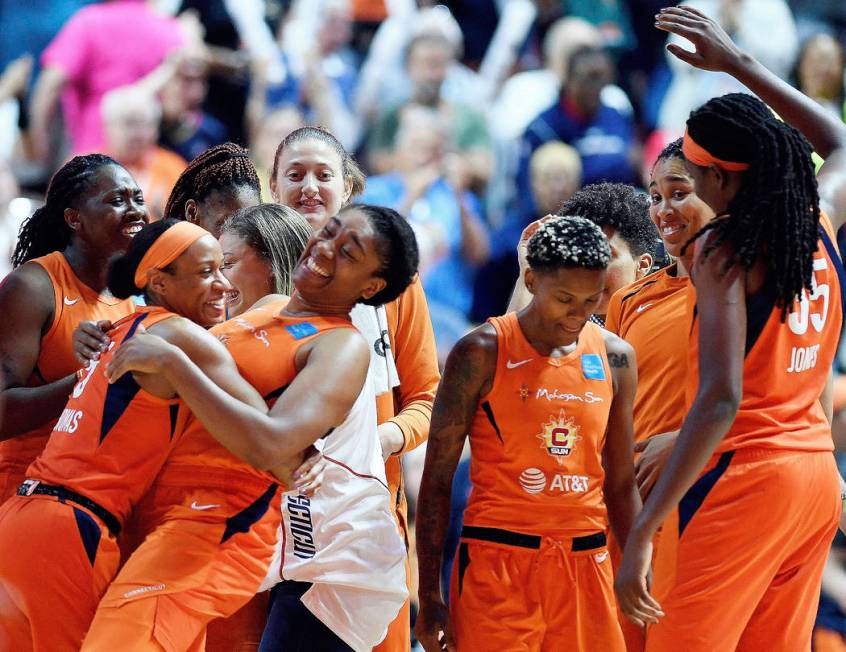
(395, 106, 446, 172)
(161, 58, 209, 119)
(270, 138, 351, 229)
(530, 142, 582, 216)
(407, 36, 454, 106)
(318, 0, 353, 55)
(103, 92, 160, 166)
(797, 33, 844, 101)
(564, 48, 613, 118)
(544, 17, 602, 86)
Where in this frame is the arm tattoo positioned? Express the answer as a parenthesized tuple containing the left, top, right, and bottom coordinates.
(608, 353, 629, 368)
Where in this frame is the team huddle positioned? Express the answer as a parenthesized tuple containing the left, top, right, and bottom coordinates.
(0, 6, 845, 652)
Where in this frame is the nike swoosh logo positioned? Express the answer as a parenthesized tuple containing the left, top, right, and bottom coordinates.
(506, 359, 532, 369)
(63, 296, 80, 306)
(190, 501, 220, 511)
(635, 303, 653, 313)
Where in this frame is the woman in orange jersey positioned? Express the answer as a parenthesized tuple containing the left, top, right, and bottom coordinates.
(0, 218, 302, 651)
(415, 216, 642, 652)
(271, 126, 439, 652)
(86, 204, 419, 652)
(616, 7, 846, 650)
(601, 139, 714, 651)
(0, 154, 147, 505)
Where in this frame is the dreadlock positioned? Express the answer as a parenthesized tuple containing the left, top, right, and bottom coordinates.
(12, 154, 121, 267)
(271, 126, 366, 198)
(163, 143, 261, 220)
(527, 216, 611, 271)
(682, 93, 819, 319)
(556, 182, 658, 258)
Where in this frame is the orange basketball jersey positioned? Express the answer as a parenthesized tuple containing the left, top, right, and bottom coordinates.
(26, 307, 181, 524)
(462, 313, 615, 538)
(0, 252, 134, 482)
(687, 217, 844, 453)
(158, 301, 355, 488)
(605, 266, 691, 441)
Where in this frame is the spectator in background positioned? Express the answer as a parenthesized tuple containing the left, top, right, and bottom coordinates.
(487, 16, 632, 223)
(472, 140, 582, 321)
(657, 0, 798, 133)
(794, 33, 845, 120)
(29, 0, 186, 159)
(368, 33, 491, 189)
(0, 159, 29, 280)
(262, 0, 362, 150)
(102, 86, 187, 220)
(361, 105, 490, 360)
(516, 45, 639, 218)
(158, 55, 228, 162)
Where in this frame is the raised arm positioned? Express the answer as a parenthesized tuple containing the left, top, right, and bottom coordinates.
(602, 334, 641, 550)
(107, 325, 369, 471)
(0, 265, 77, 439)
(414, 325, 497, 652)
(656, 5, 846, 230)
(615, 235, 744, 625)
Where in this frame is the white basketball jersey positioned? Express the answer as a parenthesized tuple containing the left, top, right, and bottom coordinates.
(262, 374, 408, 651)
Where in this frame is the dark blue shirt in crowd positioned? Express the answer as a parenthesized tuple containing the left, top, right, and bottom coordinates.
(516, 97, 638, 215)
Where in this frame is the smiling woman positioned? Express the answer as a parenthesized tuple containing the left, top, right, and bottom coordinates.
(0, 154, 148, 507)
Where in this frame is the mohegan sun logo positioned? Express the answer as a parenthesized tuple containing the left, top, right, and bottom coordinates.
(537, 409, 580, 464)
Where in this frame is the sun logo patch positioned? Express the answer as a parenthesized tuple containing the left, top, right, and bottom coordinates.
(537, 409, 581, 464)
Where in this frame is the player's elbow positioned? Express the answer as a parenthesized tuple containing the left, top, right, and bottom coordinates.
(700, 382, 741, 425)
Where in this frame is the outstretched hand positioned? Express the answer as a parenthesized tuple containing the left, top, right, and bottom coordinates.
(655, 5, 745, 73)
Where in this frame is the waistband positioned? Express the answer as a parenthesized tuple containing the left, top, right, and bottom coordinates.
(17, 480, 121, 537)
(460, 525, 606, 552)
(708, 446, 828, 467)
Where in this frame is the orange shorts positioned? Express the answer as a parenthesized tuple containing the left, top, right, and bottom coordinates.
(814, 628, 846, 652)
(81, 480, 280, 652)
(0, 493, 120, 651)
(0, 465, 28, 505)
(449, 526, 625, 652)
(646, 449, 840, 652)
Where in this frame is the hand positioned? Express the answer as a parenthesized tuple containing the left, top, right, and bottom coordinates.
(634, 430, 679, 498)
(73, 320, 112, 365)
(378, 422, 405, 461)
(517, 215, 559, 271)
(105, 325, 176, 382)
(1, 54, 33, 98)
(615, 531, 664, 627)
(414, 598, 455, 652)
(292, 446, 325, 497)
(405, 164, 441, 204)
(655, 5, 745, 74)
(444, 153, 472, 195)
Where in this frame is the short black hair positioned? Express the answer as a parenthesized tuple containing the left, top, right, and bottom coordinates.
(527, 216, 611, 271)
(653, 137, 684, 169)
(556, 182, 658, 258)
(107, 218, 181, 299)
(345, 204, 419, 306)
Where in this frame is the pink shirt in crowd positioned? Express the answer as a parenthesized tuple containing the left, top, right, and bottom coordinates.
(41, 0, 184, 154)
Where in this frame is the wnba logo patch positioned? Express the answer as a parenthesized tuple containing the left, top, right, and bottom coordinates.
(519, 468, 547, 494)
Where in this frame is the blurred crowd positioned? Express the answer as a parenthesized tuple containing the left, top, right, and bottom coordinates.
(2, 0, 846, 642)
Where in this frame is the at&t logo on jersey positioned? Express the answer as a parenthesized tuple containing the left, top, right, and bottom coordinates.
(537, 409, 581, 464)
(518, 468, 589, 495)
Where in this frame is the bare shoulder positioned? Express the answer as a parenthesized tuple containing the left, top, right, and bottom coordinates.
(443, 322, 498, 388)
(602, 329, 636, 368)
(0, 262, 54, 312)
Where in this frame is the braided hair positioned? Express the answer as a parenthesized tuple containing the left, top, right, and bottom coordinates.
(271, 126, 366, 198)
(12, 154, 121, 267)
(682, 93, 819, 318)
(527, 216, 611, 272)
(163, 143, 261, 220)
(653, 137, 684, 169)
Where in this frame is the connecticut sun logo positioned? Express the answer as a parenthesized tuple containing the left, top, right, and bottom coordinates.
(537, 409, 580, 464)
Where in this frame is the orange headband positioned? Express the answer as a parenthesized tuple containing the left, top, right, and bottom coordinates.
(133, 221, 209, 289)
(682, 127, 751, 172)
